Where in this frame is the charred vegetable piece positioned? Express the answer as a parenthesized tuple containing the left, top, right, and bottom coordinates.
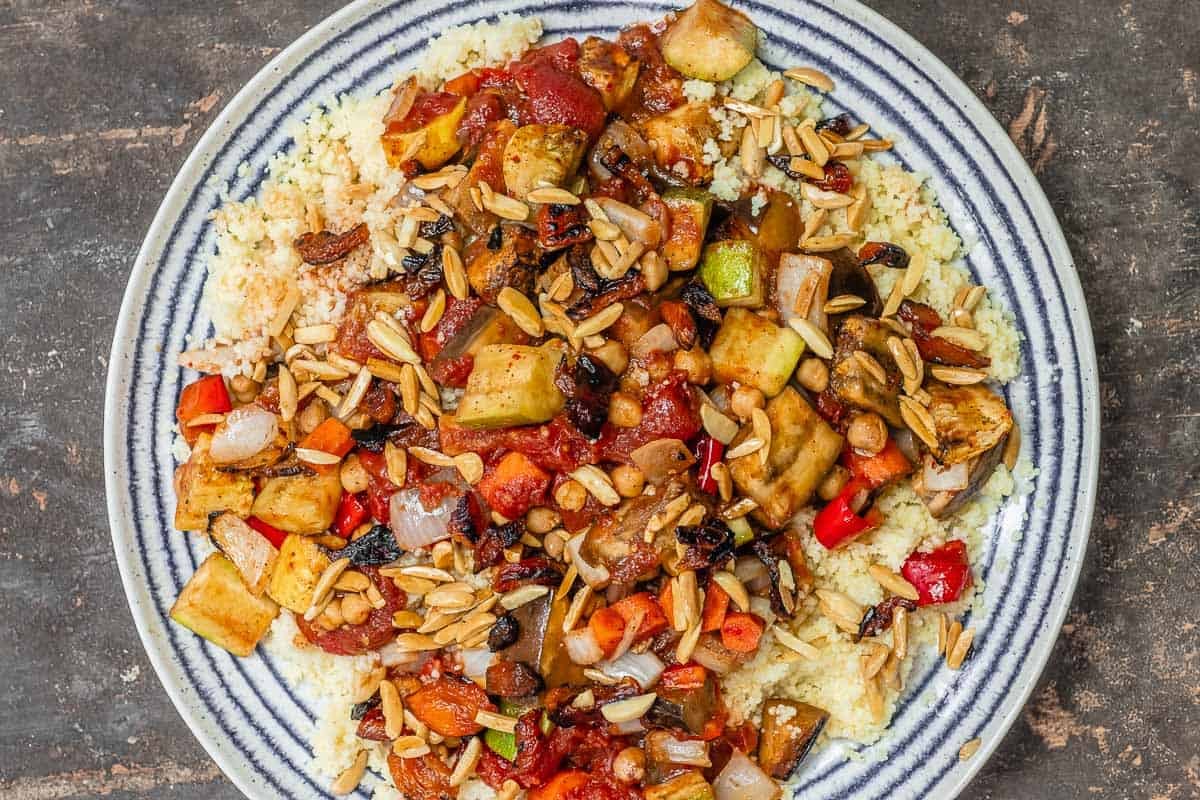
(381, 95, 467, 170)
(208, 511, 278, 596)
(555, 353, 619, 440)
(728, 388, 843, 529)
(900, 540, 971, 606)
(486, 660, 544, 698)
(503, 593, 586, 688)
(897, 300, 991, 369)
(169, 553, 278, 657)
(537, 202, 593, 251)
(651, 671, 720, 736)
(921, 435, 1008, 518)
(757, 699, 828, 780)
(639, 102, 721, 185)
(857, 596, 917, 639)
(775, 252, 832, 332)
(455, 344, 566, 429)
(250, 470, 343, 535)
(829, 315, 903, 426)
(662, 188, 714, 270)
(465, 224, 539, 303)
(708, 308, 805, 398)
(827, 247, 883, 318)
(699, 240, 765, 309)
(266, 534, 333, 613)
(173, 434, 254, 531)
(294, 223, 370, 266)
(337, 523, 403, 566)
(502, 124, 588, 201)
(926, 382, 1013, 465)
(578, 36, 641, 111)
(644, 770, 715, 800)
(387, 751, 456, 800)
(660, 0, 758, 81)
(857, 241, 910, 269)
(676, 517, 735, 572)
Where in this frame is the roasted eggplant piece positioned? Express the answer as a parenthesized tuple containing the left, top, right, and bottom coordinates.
(173, 434, 254, 531)
(915, 433, 1009, 518)
(829, 315, 904, 426)
(250, 470, 342, 535)
(757, 699, 828, 780)
(638, 102, 720, 185)
(728, 388, 843, 529)
(502, 124, 588, 201)
(578, 36, 641, 111)
(464, 224, 538, 303)
(502, 593, 586, 688)
(926, 382, 1013, 465)
(650, 673, 719, 736)
(827, 247, 883, 319)
(644, 770, 715, 800)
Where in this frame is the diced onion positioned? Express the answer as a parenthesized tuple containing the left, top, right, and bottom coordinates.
(565, 627, 604, 665)
(629, 438, 694, 484)
(566, 533, 611, 588)
(630, 323, 678, 359)
(389, 488, 456, 550)
(734, 555, 770, 593)
(594, 196, 662, 248)
(749, 596, 776, 629)
(647, 731, 711, 767)
(775, 253, 831, 332)
(459, 648, 495, 683)
(612, 718, 646, 735)
(589, 120, 653, 181)
(380, 642, 431, 670)
(713, 748, 777, 800)
(601, 650, 665, 690)
(208, 406, 277, 464)
(923, 456, 969, 492)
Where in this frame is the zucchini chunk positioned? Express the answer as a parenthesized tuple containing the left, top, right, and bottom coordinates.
(267, 533, 333, 614)
(381, 95, 467, 171)
(708, 308, 805, 398)
(660, 0, 758, 82)
(502, 124, 588, 201)
(173, 434, 254, 531)
(250, 470, 343, 535)
(170, 553, 278, 657)
(758, 698, 829, 780)
(644, 771, 715, 800)
(699, 240, 765, 308)
(728, 387, 843, 529)
(455, 344, 566, 429)
(208, 511, 279, 596)
(662, 188, 714, 271)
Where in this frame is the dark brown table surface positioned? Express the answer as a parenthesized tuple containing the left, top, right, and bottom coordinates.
(1, 1, 1196, 798)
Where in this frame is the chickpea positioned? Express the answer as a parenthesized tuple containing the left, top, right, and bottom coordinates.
(298, 397, 328, 436)
(847, 412, 888, 456)
(229, 374, 261, 404)
(729, 384, 765, 420)
(609, 392, 643, 429)
(612, 747, 646, 784)
(610, 464, 646, 498)
(818, 464, 851, 502)
(588, 340, 629, 376)
(554, 480, 588, 512)
(318, 597, 344, 631)
(645, 352, 672, 384)
(526, 506, 562, 535)
(673, 347, 713, 385)
(797, 357, 830, 394)
(340, 593, 371, 626)
(340, 454, 370, 494)
(542, 529, 566, 560)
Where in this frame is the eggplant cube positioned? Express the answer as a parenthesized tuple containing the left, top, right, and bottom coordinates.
(709, 308, 805, 398)
(170, 553, 278, 657)
(173, 434, 254, 531)
(758, 698, 829, 780)
(250, 470, 343, 535)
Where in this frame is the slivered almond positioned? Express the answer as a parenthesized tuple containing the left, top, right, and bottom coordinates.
(946, 626, 974, 670)
(713, 571, 750, 612)
(600, 693, 657, 723)
(500, 584, 550, 610)
(899, 395, 939, 449)
(797, 122, 830, 166)
(700, 403, 740, 444)
(800, 233, 855, 253)
(454, 452, 484, 484)
(930, 365, 989, 385)
(408, 446, 455, 468)
(802, 183, 854, 208)
(419, 289, 446, 333)
(788, 317, 834, 359)
(450, 736, 482, 787)
(784, 66, 835, 92)
(296, 447, 341, 466)
(483, 191, 529, 221)
(366, 320, 421, 364)
(442, 245, 469, 300)
(526, 186, 580, 205)
(330, 750, 369, 796)
(773, 626, 820, 660)
(868, 564, 920, 601)
(497, 287, 545, 337)
(726, 437, 765, 460)
(901, 251, 927, 296)
(824, 294, 867, 314)
(573, 303, 625, 339)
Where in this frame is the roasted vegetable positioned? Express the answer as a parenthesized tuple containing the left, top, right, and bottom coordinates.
(639, 102, 721, 185)
(502, 124, 589, 201)
(660, 0, 758, 82)
(918, 435, 1008, 518)
(757, 699, 828, 780)
(502, 593, 586, 688)
(429, 304, 530, 386)
(455, 344, 566, 429)
(662, 188, 714, 270)
(465, 224, 539, 303)
(337, 523, 403, 566)
(774, 252, 832, 332)
(644, 770, 715, 800)
(250, 470, 343, 535)
(170, 553, 278, 657)
(699, 240, 765, 308)
(578, 36, 641, 111)
(827, 248, 882, 318)
(381, 95, 467, 170)
(708, 308, 805, 398)
(829, 315, 903, 426)
(266, 533, 333, 614)
(728, 388, 843, 529)
(173, 434, 254, 531)
(925, 382, 1013, 465)
(208, 511, 278, 596)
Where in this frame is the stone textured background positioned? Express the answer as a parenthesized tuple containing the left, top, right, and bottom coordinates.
(0, 1, 1196, 798)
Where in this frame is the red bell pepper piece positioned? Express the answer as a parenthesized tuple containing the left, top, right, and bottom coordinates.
(842, 438, 912, 489)
(901, 540, 972, 606)
(694, 434, 725, 494)
(333, 491, 368, 538)
(813, 479, 881, 549)
(246, 516, 288, 549)
(175, 375, 232, 445)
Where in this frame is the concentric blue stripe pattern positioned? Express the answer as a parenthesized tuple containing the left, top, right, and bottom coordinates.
(103, 1, 1099, 798)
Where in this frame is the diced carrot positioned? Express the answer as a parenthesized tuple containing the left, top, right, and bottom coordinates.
(405, 676, 495, 736)
(720, 612, 765, 653)
(588, 606, 627, 657)
(701, 580, 730, 633)
(444, 71, 480, 97)
(659, 663, 708, 693)
(529, 770, 590, 800)
(300, 417, 355, 459)
(610, 591, 669, 641)
(477, 451, 551, 520)
(658, 581, 674, 628)
(842, 438, 912, 489)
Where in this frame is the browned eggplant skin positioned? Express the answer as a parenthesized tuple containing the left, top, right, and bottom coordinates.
(757, 699, 829, 780)
(924, 433, 1009, 519)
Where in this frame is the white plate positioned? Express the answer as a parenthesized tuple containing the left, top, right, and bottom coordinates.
(104, 1, 1099, 797)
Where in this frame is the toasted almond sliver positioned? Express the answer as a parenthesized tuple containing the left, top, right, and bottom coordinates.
(408, 446, 456, 468)
(713, 571, 751, 612)
(497, 287, 545, 337)
(946, 626, 975, 670)
(700, 403, 740, 445)
(366, 320, 421, 365)
(475, 710, 519, 734)
(600, 693, 657, 724)
(899, 395, 939, 450)
(675, 623, 702, 664)
(867, 564, 920, 601)
(802, 183, 854, 209)
(893, 605, 910, 661)
(394, 632, 442, 651)
(823, 294, 867, 314)
(454, 452, 484, 484)
(296, 447, 341, 466)
(853, 350, 888, 385)
(392, 735, 432, 759)
(901, 251, 927, 296)
(773, 626, 821, 660)
(380, 679, 405, 740)
(797, 122, 830, 166)
(336, 365, 373, 420)
(788, 317, 834, 359)
(526, 186, 581, 205)
(937, 613, 949, 655)
(573, 302, 625, 340)
(294, 323, 338, 345)
(330, 750, 369, 796)
(419, 289, 447, 334)
(483, 191, 529, 222)
(930, 365, 989, 385)
(784, 66, 835, 92)
(815, 588, 864, 633)
(562, 584, 593, 632)
(501, 584, 551, 611)
(305, 557, 351, 619)
(725, 436, 765, 460)
(959, 738, 982, 761)
(569, 464, 621, 506)
(450, 736, 483, 787)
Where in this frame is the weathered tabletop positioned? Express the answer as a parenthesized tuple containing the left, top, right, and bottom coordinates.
(0, 0, 1196, 798)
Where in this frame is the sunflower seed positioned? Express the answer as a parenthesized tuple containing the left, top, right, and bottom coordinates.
(788, 317, 835, 359)
(600, 693, 657, 723)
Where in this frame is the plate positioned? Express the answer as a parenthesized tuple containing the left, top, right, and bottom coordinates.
(103, 1, 1099, 797)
